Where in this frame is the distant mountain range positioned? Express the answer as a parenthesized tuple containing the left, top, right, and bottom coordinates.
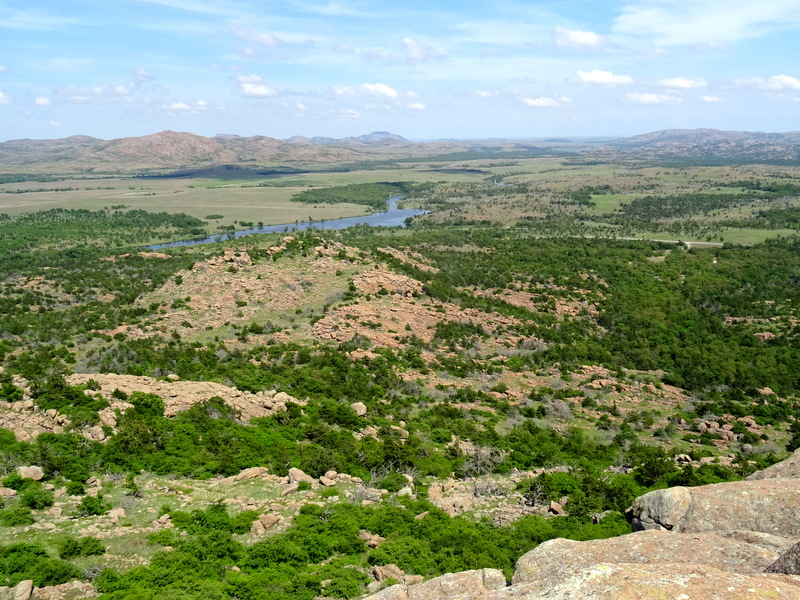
(1, 128, 799, 173)
(606, 128, 800, 162)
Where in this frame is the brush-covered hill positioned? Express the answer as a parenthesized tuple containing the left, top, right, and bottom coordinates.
(0, 130, 520, 173)
(607, 128, 800, 162)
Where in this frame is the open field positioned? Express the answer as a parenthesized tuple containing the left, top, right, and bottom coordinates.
(0, 165, 494, 230)
(2, 158, 799, 247)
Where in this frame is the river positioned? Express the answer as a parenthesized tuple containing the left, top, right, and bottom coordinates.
(149, 195, 426, 250)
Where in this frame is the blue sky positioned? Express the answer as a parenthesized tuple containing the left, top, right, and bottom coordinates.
(1, 0, 800, 141)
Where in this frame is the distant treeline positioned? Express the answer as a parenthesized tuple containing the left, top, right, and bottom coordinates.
(0, 173, 66, 184)
(292, 182, 421, 210)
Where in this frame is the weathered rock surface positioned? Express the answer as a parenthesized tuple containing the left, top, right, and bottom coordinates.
(502, 563, 800, 600)
(366, 469, 800, 600)
(13, 580, 33, 600)
(364, 569, 506, 600)
(29, 581, 95, 599)
(16, 466, 44, 481)
(67, 373, 303, 424)
(513, 530, 781, 583)
(766, 540, 800, 575)
(372, 564, 405, 582)
(287, 467, 315, 485)
(719, 529, 799, 554)
(747, 447, 800, 480)
(629, 478, 800, 536)
(234, 466, 269, 481)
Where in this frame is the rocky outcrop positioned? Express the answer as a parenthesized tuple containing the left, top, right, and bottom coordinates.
(67, 374, 303, 425)
(747, 447, 800, 480)
(512, 530, 782, 581)
(365, 465, 800, 600)
(287, 468, 316, 485)
(504, 563, 800, 600)
(628, 478, 800, 536)
(365, 569, 505, 600)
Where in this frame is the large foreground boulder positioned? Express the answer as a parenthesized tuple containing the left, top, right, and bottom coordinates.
(504, 563, 800, 600)
(512, 529, 781, 582)
(628, 478, 800, 536)
(366, 471, 800, 600)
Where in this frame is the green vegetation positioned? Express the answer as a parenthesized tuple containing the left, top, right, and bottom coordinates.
(0, 154, 798, 597)
(292, 182, 410, 211)
(94, 500, 628, 600)
(0, 543, 81, 587)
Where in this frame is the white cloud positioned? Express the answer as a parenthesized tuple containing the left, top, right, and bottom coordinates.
(402, 37, 443, 62)
(236, 75, 263, 84)
(48, 120, 62, 126)
(625, 92, 682, 104)
(736, 74, 800, 91)
(235, 75, 276, 98)
(0, 65, 9, 73)
(658, 77, 707, 89)
(164, 100, 215, 114)
(363, 83, 397, 98)
(334, 83, 398, 99)
(522, 95, 571, 107)
(240, 83, 276, 98)
(232, 26, 282, 47)
(35, 96, 52, 106)
(700, 95, 723, 102)
(613, 0, 800, 46)
(475, 89, 500, 98)
(554, 26, 608, 49)
(576, 69, 634, 85)
(0, 91, 9, 105)
(407, 102, 426, 110)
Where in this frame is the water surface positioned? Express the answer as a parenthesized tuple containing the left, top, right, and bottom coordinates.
(150, 195, 425, 249)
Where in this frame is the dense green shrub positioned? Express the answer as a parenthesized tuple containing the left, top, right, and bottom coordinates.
(0, 505, 35, 527)
(0, 542, 80, 587)
(76, 495, 111, 517)
(169, 503, 257, 535)
(66, 481, 86, 496)
(19, 483, 54, 510)
(58, 536, 106, 559)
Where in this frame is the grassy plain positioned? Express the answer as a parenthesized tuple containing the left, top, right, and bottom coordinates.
(2, 158, 799, 246)
(0, 165, 491, 230)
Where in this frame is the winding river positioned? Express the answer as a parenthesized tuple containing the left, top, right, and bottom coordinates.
(149, 195, 426, 250)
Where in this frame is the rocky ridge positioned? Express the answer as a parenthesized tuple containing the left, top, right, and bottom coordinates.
(0, 372, 302, 442)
